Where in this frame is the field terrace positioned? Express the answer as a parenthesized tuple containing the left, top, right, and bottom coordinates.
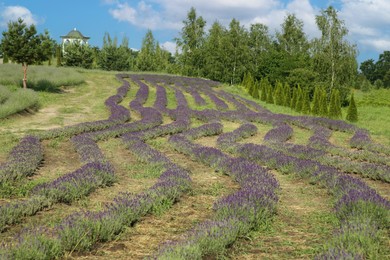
(0, 73, 389, 259)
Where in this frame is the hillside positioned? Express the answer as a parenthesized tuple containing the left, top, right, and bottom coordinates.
(0, 71, 389, 259)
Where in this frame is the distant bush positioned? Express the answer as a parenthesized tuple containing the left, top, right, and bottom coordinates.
(0, 64, 85, 92)
(0, 86, 39, 118)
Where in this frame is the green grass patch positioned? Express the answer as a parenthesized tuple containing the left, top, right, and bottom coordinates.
(0, 86, 39, 119)
(0, 64, 85, 92)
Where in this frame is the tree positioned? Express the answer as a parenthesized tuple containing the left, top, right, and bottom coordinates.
(1, 18, 48, 88)
(62, 41, 94, 69)
(375, 51, 390, 86)
(203, 21, 226, 81)
(248, 23, 272, 77)
(346, 93, 358, 122)
(276, 14, 310, 79)
(360, 59, 376, 83)
(136, 30, 157, 71)
(312, 6, 358, 102)
(176, 7, 206, 76)
(311, 86, 321, 115)
(260, 78, 269, 102)
(224, 18, 250, 85)
(98, 33, 132, 71)
(329, 89, 342, 119)
(302, 90, 311, 114)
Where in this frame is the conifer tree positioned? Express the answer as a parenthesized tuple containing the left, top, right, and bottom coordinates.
(251, 80, 260, 99)
(329, 89, 342, 119)
(295, 85, 304, 112)
(319, 89, 328, 116)
(302, 90, 311, 114)
(290, 87, 298, 109)
(266, 84, 274, 104)
(283, 82, 291, 107)
(260, 78, 269, 102)
(346, 93, 358, 122)
(274, 81, 284, 105)
(311, 86, 321, 115)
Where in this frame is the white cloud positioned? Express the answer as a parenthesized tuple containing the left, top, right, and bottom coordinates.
(339, 0, 390, 57)
(0, 6, 38, 27)
(161, 41, 176, 54)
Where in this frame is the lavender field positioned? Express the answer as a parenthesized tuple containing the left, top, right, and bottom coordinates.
(0, 73, 389, 259)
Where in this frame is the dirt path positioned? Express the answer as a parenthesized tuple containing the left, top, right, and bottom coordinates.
(230, 171, 336, 259)
(70, 138, 239, 259)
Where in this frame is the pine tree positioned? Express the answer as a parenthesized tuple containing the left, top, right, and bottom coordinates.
(295, 85, 303, 112)
(251, 80, 260, 99)
(260, 78, 269, 102)
(302, 90, 311, 114)
(283, 82, 291, 107)
(346, 93, 358, 122)
(290, 87, 298, 109)
(56, 45, 61, 67)
(311, 86, 321, 115)
(319, 89, 328, 116)
(329, 89, 342, 119)
(274, 81, 284, 105)
(266, 84, 274, 104)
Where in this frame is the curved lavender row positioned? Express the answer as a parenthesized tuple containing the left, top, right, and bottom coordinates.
(270, 141, 390, 182)
(1, 132, 191, 258)
(37, 75, 131, 140)
(156, 126, 278, 258)
(216, 123, 258, 153)
(201, 89, 229, 111)
(263, 123, 293, 143)
(153, 83, 168, 113)
(177, 83, 207, 106)
(129, 77, 149, 110)
(350, 129, 390, 156)
(225, 136, 389, 258)
(216, 90, 252, 112)
(70, 134, 107, 164)
(0, 135, 43, 184)
(0, 162, 115, 232)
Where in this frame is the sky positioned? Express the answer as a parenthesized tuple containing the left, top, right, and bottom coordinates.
(1, 0, 390, 64)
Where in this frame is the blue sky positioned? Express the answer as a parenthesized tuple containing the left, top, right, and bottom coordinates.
(1, 0, 390, 64)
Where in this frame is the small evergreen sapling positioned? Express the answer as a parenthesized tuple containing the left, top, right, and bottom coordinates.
(346, 93, 358, 122)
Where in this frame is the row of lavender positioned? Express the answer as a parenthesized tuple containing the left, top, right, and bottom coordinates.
(156, 123, 279, 258)
(0, 73, 389, 259)
(0, 74, 138, 232)
(0, 74, 196, 257)
(218, 123, 389, 259)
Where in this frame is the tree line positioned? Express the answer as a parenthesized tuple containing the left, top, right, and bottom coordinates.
(0, 6, 383, 122)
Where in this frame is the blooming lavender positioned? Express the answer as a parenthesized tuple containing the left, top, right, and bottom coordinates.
(0, 135, 43, 184)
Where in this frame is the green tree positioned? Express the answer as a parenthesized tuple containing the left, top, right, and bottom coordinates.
(248, 23, 272, 77)
(98, 33, 133, 71)
(312, 6, 358, 102)
(224, 18, 250, 85)
(283, 82, 291, 107)
(295, 85, 303, 112)
(302, 90, 311, 114)
(251, 80, 260, 99)
(266, 84, 274, 104)
(276, 14, 310, 79)
(329, 89, 342, 119)
(311, 86, 321, 115)
(136, 30, 157, 71)
(346, 93, 358, 122)
(62, 41, 94, 69)
(375, 51, 390, 86)
(319, 88, 328, 116)
(1, 18, 48, 88)
(176, 7, 206, 76)
(274, 81, 284, 106)
(290, 87, 298, 109)
(203, 21, 226, 81)
(360, 59, 376, 83)
(260, 77, 269, 102)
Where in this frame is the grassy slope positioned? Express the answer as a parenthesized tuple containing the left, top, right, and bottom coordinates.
(0, 68, 389, 259)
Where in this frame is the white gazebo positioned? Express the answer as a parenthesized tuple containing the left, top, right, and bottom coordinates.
(60, 28, 90, 52)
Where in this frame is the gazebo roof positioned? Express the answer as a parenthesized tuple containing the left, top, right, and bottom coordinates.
(61, 28, 90, 39)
